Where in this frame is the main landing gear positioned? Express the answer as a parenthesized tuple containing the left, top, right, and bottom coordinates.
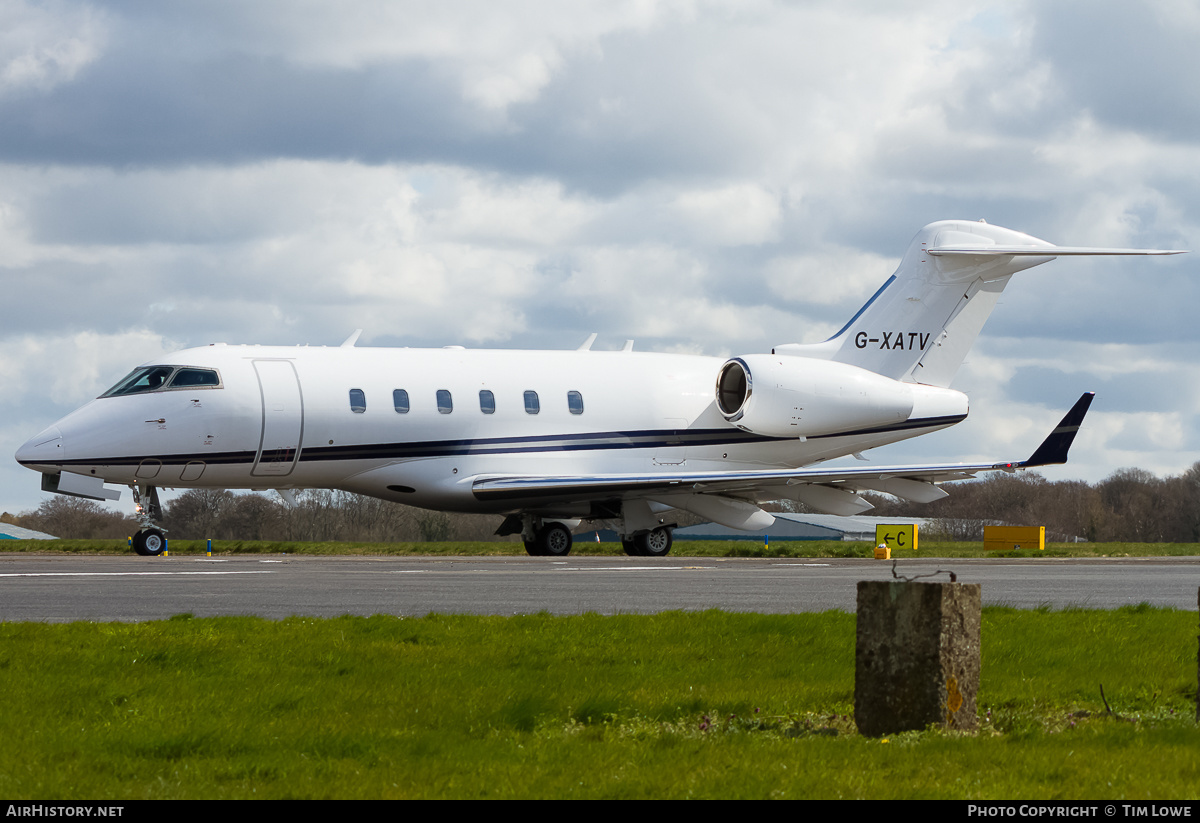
(511, 516, 674, 558)
(131, 485, 167, 557)
(523, 521, 574, 557)
(621, 526, 674, 557)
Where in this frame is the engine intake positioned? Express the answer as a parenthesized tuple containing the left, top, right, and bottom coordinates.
(716, 358, 753, 421)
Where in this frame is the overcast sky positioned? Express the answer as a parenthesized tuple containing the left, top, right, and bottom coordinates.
(3, 0, 1198, 516)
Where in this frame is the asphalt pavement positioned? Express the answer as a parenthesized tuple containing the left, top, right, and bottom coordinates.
(1, 553, 1197, 621)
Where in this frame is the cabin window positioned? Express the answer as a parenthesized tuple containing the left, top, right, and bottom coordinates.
(167, 368, 221, 389)
(524, 390, 540, 415)
(479, 390, 496, 414)
(567, 391, 584, 415)
(437, 389, 453, 414)
(393, 389, 410, 413)
(349, 389, 366, 413)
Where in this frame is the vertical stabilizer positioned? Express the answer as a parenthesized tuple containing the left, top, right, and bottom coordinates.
(773, 221, 1181, 388)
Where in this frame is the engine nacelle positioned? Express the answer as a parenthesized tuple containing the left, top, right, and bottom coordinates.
(715, 354, 919, 437)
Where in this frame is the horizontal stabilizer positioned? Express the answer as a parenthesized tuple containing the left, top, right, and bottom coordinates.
(928, 246, 1186, 257)
(1021, 392, 1095, 467)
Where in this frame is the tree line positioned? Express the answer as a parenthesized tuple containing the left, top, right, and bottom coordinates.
(2, 489, 503, 543)
(859, 464, 1200, 543)
(4, 462, 1200, 543)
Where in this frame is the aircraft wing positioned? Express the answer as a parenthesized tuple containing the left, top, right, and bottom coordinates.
(471, 393, 1095, 520)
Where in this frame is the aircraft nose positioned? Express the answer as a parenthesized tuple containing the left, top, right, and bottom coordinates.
(15, 426, 64, 467)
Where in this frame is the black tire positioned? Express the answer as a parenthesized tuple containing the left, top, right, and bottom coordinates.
(538, 523, 573, 557)
(132, 528, 166, 557)
(633, 527, 672, 557)
(621, 538, 640, 557)
(523, 539, 544, 557)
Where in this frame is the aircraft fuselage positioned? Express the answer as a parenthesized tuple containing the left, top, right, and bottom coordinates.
(16, 342, 967, 516)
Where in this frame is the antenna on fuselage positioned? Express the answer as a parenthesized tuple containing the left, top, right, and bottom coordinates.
(577, 333, 598, 351)
(340, 329, 363, 348)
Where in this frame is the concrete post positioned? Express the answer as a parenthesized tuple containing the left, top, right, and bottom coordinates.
(854, 580, 981, 736)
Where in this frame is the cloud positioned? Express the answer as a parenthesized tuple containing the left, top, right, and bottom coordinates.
(0, 0, 107, 97)
(0, 329, 176, 407)
(669, 184, 780, 246)
(764, 248, 899, 309)
(1030, 0, 1200, 141)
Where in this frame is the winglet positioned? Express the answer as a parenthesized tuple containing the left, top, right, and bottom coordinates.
(1021, 392, 1095, 467)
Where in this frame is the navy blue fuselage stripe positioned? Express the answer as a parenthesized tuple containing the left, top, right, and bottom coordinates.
(823, 274, 896, 342)
(23, 415, 965, 469)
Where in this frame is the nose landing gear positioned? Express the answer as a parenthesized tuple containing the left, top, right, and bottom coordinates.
(132, 528, 167, 556)
(131, 485, 167, 556)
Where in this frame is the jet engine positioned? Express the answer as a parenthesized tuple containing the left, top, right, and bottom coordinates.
(715, 354, 918, 438)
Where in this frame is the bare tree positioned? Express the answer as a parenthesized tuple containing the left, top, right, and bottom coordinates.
(11, 496, 138, 539)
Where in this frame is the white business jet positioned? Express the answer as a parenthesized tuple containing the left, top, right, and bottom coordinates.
(15, 220, 1183, 557)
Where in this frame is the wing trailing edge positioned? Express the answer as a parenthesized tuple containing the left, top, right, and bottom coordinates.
(470, 393, 1098, 518)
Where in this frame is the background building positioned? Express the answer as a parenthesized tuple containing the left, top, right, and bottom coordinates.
(673, 514, 935, 542)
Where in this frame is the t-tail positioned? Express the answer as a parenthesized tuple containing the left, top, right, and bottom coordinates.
(773, 220, 1184, 388)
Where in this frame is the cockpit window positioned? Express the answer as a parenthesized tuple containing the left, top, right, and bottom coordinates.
(100, 366, 222, 397)
(101, 367, 177, 397)
(167, 368, 221, 388)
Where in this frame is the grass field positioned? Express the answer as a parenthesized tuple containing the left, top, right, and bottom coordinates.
(3, 537, 1199, 557)
(0, 607, 1196, 799)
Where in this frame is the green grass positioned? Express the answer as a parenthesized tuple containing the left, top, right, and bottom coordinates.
(4, 538, 1200, 557)
(0, 607, 1195, 799)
